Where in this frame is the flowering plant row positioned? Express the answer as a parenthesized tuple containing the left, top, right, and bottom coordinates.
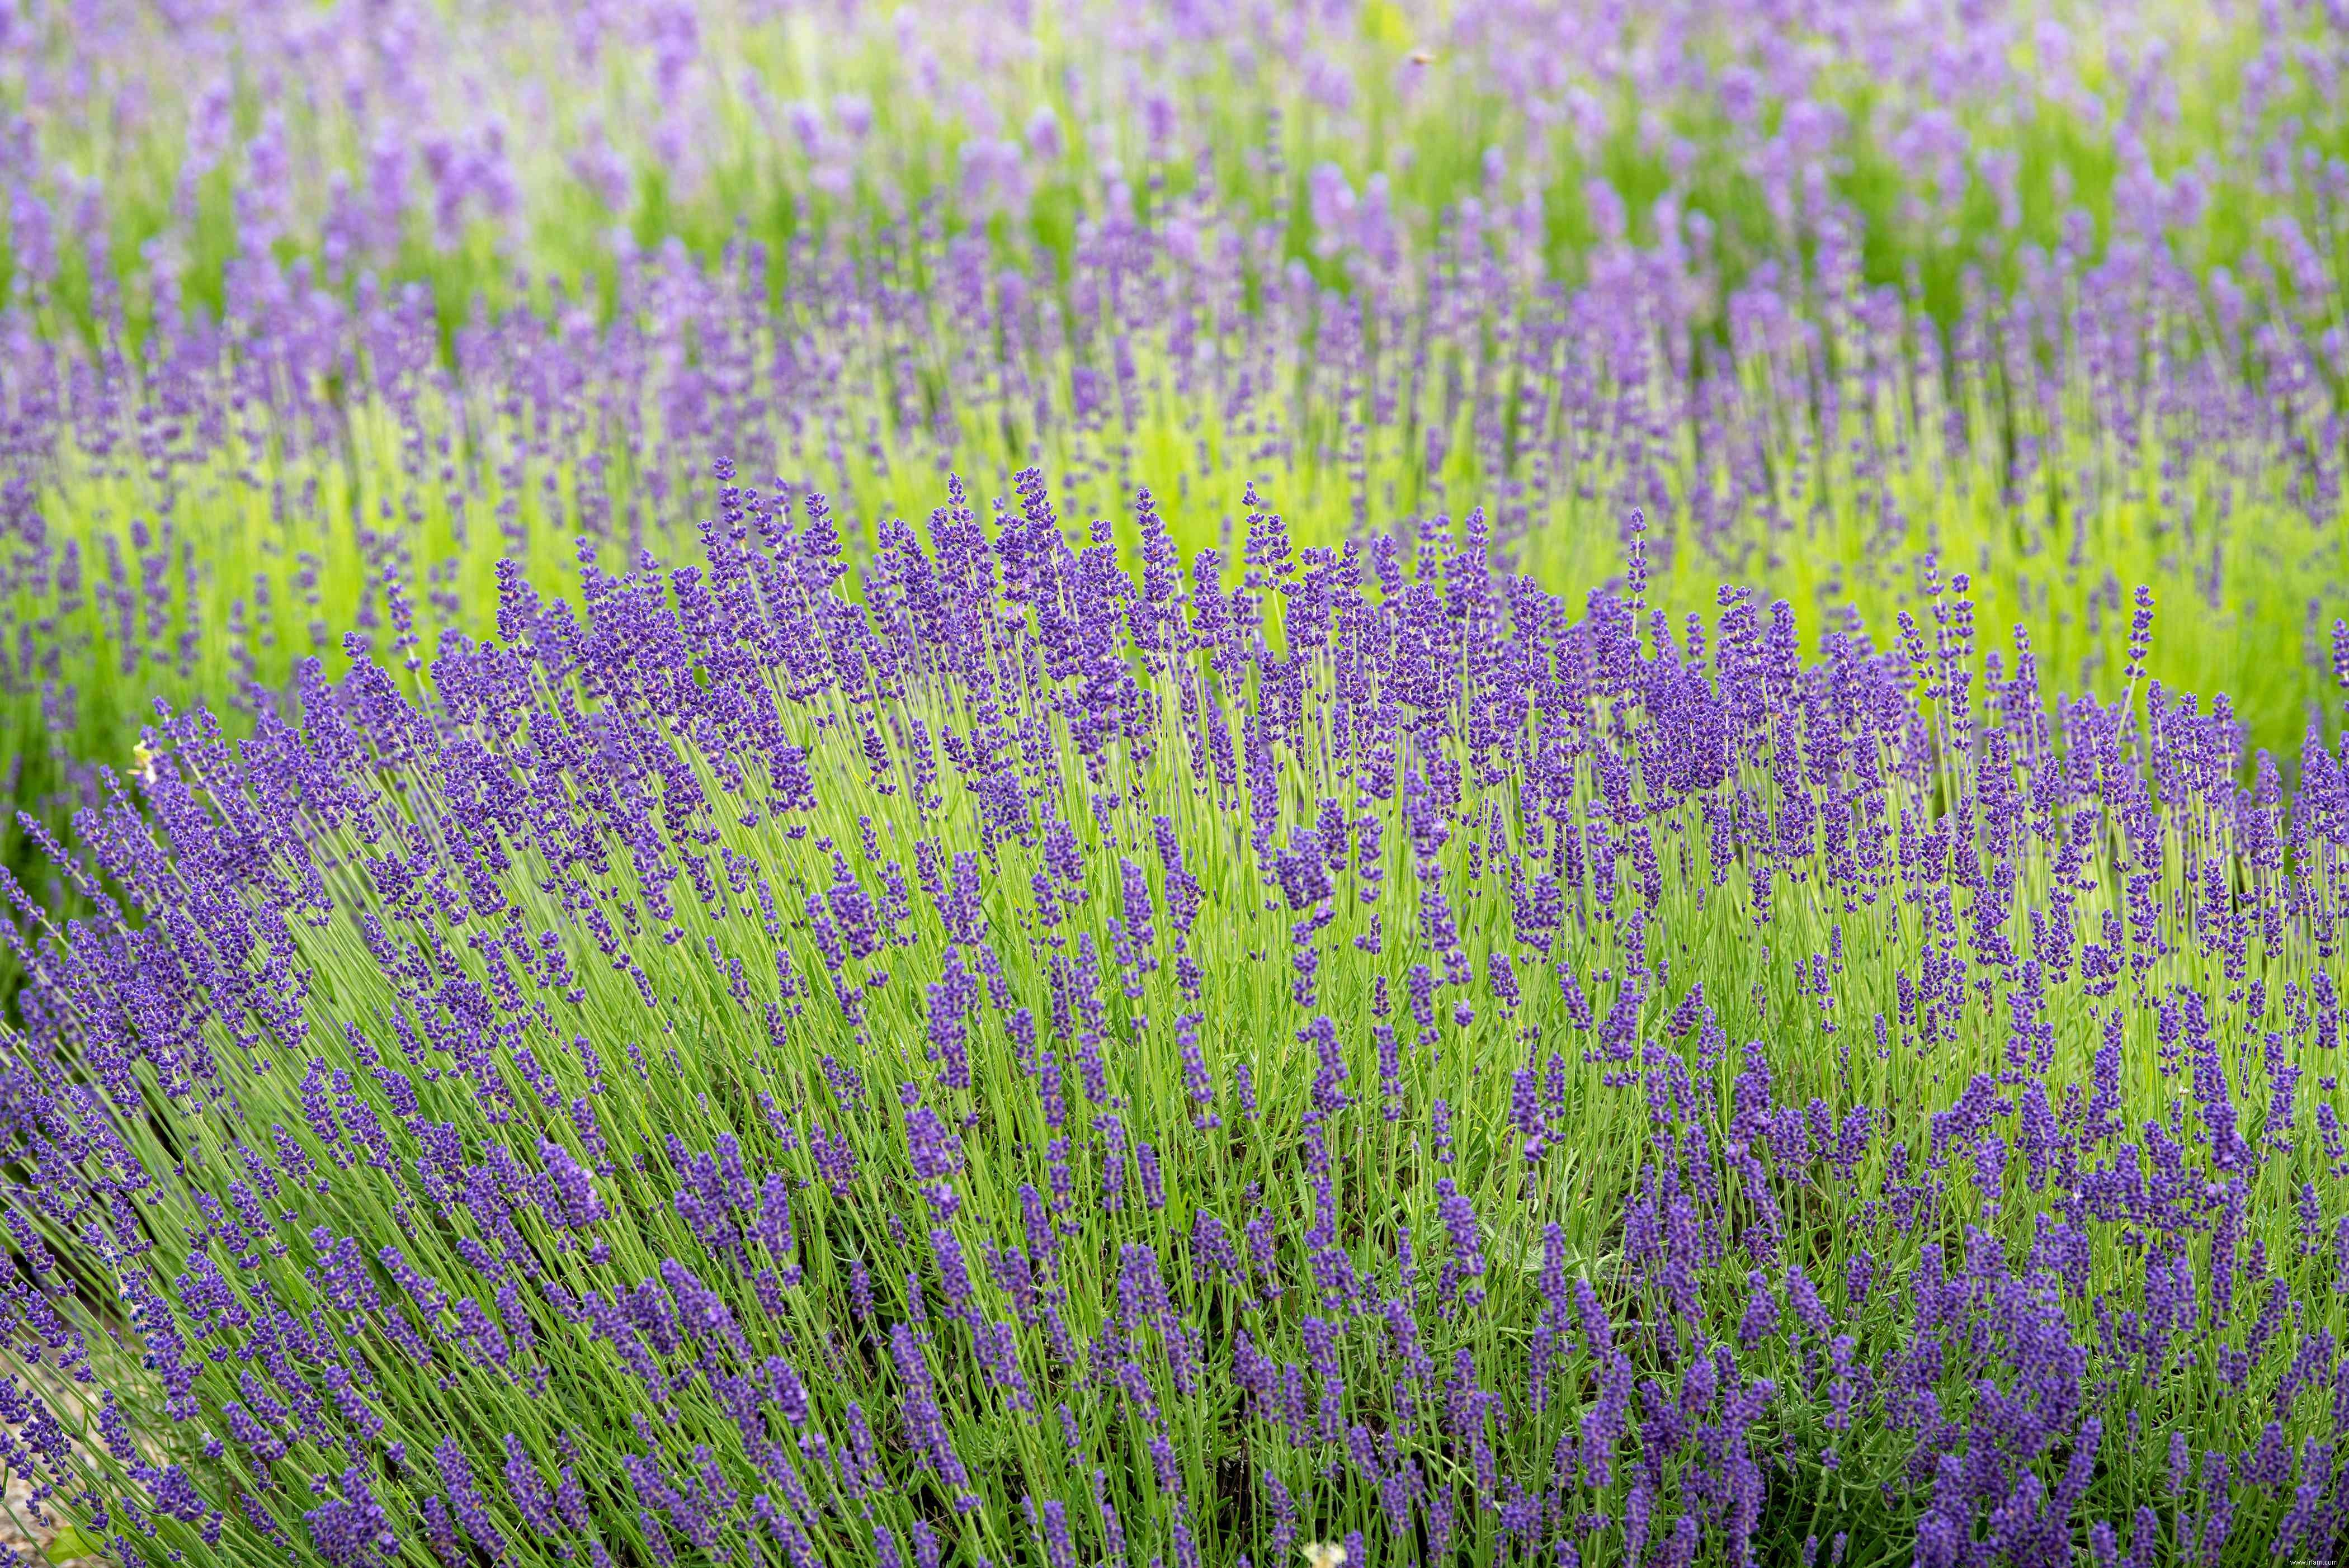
(1, 470, 2345, 1565)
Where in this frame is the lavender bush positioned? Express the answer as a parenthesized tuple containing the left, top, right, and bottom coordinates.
(1, 2, 2347, 1564)
(3, 0, 2346, 332)
(4, 187, 2342, 881)
(4, 1, 2345, 868)
(0, 473, 2346, 1565)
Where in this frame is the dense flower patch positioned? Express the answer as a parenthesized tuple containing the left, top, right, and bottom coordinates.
(0, 472, 2345, 1564)
(2, 2, 2347, 1565)
(4, 181, 2342, 892)
(5, 1, 2348, 848)
(7, 0, 2342, 325)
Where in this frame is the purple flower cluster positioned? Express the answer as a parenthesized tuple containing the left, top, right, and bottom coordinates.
(7, 31, 2347, 898)
(0, 463, 2344, 1567)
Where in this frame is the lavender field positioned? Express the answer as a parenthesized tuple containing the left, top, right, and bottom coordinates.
(1, 2, 2346, 1565)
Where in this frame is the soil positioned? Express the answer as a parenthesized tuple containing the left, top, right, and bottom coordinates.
(0, 1466, 101, 1566)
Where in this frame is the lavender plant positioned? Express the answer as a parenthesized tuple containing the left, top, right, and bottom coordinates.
(6, 194, 2342, 874)
(2, 2, 2348, 1560)
(3, 0, 2345, 337)
(2, 472, 2347, 1565)
(5, 1, 2346, 908)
